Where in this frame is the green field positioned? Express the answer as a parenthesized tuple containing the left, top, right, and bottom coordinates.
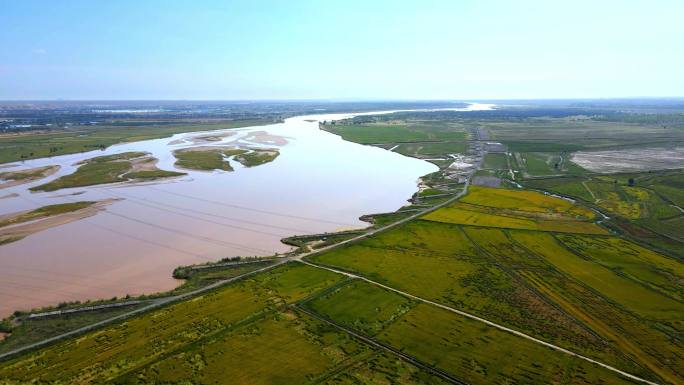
(319, 351, 452, 385)
(306, 280, 414, 336)
(235, 148, 280, 167)
(508, 152, 586, 177)
(394, 141, 467, 157)
(174, 147, 280, 171)
(324, 121, 466, 145)
(309, 186, 683, 384)
(0, 120, 273, 164)
(556, 235, 684, 301)
(524, 170, 684, 257)
(0, 303, 147, 356)
(173, 147, 246, 171)
(423, 202, 607, 234)
(512, 231, 683, 320)
(482, 152, 508, 170)
(323, 119, 468, 166)
(306, 281, 637, 384)
(483, 118, 684, 151)
(421, 186, 605, 234)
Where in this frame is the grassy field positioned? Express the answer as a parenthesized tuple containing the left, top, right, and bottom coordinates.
(114, 310, 362, 385)
(235, 148, 280, 167)
(483, 118, 684, 151)
(323, 121, 466, 145)
(319, 351, 452, 385)
(423, 203, 607, 234)
(508, 152, 586, 177)
(460, 186, 595, 218)
(309, 186, 683, 383)
(482, 152, 508, 170)
(31, 152, 185, 191)
(0, 119, 273, 164)
(0, 165, 59, 186)
(322, 119, 469, 169)
(173, 147, 246, 171)
(556, 235, 684, 302)
(174, 147, 280, 170)
(306, 280, 637, 385)
(421, 186, 605, 234)
(306, 280, 414, 337)
(524, 170, 684, 257)
(0, 201, 96, 228)
(380, 303, 636, 385)
(512, 231, 683, 320)
(309, 221, 620, 360)
(394, 141, 467, 157)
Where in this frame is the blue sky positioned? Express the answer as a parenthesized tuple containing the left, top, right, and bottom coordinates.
(1, 0, 682, 100)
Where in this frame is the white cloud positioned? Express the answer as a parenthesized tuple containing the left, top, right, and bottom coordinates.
(32, 48, 47, 55)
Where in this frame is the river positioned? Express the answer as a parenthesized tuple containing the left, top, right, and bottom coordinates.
(0, 103, 493, 316)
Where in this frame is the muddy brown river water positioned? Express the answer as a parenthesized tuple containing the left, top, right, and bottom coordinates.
(0, 105, 492, 316)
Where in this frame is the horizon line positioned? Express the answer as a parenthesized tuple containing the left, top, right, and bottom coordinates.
(1, 96, 683, 103)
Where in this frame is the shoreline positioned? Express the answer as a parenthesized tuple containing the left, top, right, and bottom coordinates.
(0, 104, 490, 320)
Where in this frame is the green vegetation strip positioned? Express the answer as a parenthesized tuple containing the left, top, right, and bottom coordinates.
(173, 147, 246, 171)
(31, 152, 184, 191)
(173, 147, 280, 171)
(0, 201, 96, 228)
(0, 119, 273, 164)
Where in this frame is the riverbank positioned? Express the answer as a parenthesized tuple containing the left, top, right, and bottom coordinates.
(0, 107, 448, 318)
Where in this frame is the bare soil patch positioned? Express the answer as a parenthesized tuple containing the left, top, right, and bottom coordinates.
(0, 199, 119, 245)
(572, 147, 684, 173)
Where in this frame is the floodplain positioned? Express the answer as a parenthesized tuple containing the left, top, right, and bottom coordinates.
(1, 101, 683, 385)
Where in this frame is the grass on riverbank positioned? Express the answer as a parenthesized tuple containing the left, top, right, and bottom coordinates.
(323, 121, 466, 145)
(31, 152, 185, 191)
(173, 147, 246, 171)
(0, 201, 96, 228)
(234, 148, 280, 167)
(0, 165, 60, 188)
(174, 147, 280, 171)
